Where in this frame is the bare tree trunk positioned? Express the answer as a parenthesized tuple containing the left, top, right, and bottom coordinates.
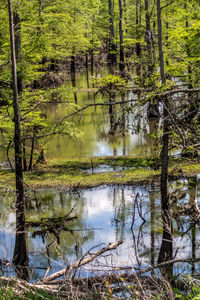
(108, 0, 117, 66)
(23, 140, 27, 171)
(145, 0, 158, 118)
(123, 0, 128, 34)
(157, 0, 172, 270)
(70, 49, 77, 103)
(85, 52, 89, 88)
(8, 0, 29, 279)
(136, 0, 141, 57)
(28, 128, 36, 171)
(145, 0, 151, 49)
(118, 0, 125, 74)
(13, 6, 23, 93)
(157, 0, 165, 84)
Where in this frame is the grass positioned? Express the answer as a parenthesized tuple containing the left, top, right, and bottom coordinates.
(0, 155, 200, 190)
(0, 288, 55, 299)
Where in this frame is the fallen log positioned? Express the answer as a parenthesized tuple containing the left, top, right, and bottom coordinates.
(41, 240, 123, 282)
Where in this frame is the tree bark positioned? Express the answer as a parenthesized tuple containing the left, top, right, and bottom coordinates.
(13, 6, 23, 93)
(28, 128, 36, 171)
(108, 0, 117, 66)
(8, 0, 29, 279)
(118, 0, 125, 74)
(157, 0, 172, 269)
(135, 0, 141, 57)
(157, 0, 165, 84)
(23, 140, 27, 171)
(123, 0, 128, 34)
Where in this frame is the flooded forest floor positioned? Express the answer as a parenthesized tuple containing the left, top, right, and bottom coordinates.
(1, 156, 200, 190)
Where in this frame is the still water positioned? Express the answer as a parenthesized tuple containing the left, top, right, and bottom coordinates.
(43, 70, 157, 159)
(0, 180, 200, 280)
(0, 69, 159, 164)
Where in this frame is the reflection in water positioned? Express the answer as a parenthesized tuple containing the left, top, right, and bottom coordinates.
(0, 180, 200, 280)
(42, 70, 157, 159)
(0, 70, 159, 163)
(150, 191, 155, 274)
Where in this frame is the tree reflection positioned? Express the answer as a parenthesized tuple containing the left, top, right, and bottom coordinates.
(158, 207, 173, 279)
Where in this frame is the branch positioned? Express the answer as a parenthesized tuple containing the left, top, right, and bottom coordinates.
(21, 88, 200, 141)
(161, 0, 174, 10)
(41, 240, 123, 282)
(162, 88, 200, 95)
(43, 257, 200, 287)
(22, 98, 44, 117)
(59, 99, 138, 124)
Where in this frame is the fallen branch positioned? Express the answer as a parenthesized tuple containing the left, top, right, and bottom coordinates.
(42, 240, 123, 282)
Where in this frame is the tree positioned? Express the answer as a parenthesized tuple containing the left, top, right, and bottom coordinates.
(8, 0, 29, 279)
(157, 0, 172, 270)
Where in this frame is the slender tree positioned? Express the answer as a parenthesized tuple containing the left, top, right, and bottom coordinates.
(118, 0, 125, 74)
(13, 3, 23, 93)
(135, 0, 141, 57)
(8, 0, 29, 279)
(157, 0, 173, 267)
(108, 0, 117, 66)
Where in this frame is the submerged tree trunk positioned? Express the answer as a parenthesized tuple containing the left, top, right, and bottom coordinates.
(8, 0, 29, 279)
(70, 50, 77, 103)
(85, 52, 89, 88)
(109, 96, 116, 135)
(157, 0, 173, 271)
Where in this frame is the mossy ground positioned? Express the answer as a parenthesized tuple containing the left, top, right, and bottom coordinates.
(0, 156, 199, 191)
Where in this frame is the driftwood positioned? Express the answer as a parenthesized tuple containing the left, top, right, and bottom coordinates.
(41, 240, 123, 283)
(42, 257, 200, 287)
(1, 254, 200, 299)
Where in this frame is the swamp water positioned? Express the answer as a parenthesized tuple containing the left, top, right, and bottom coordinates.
(43, 70, 158, 159)
(0, 69, 160, 164)
(0, 181, 200, 280)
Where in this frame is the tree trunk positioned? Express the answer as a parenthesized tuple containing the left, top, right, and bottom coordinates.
(85, 52, 89, 88)
(157, 0, 172, 269)
(13, 7, 23, 94)
(146, 0, 158, 118)
(91, 49, 94, 75)
(70, 50, 77, 103)
(123, 0, 128, 34)
(108, 0, 117, 66)
(23, 140, 27, 171)
(157, 0, 165, 84)
(8, 0, 29, 279)
(28, 128, 35, 171)
(145, 0, 152, 75)
(136, 0, 141, 57)
(118, 0, 125, 74)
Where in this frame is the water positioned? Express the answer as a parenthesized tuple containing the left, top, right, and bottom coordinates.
(42, 70, 157, 160)
(1, 180, 200, 280)
(0, 69, 160, 164)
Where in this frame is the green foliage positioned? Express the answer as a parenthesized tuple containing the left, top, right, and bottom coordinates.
(0, 288, 55, 300)
(95, 74, 127, 98)
(175, 277, 200, 300)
